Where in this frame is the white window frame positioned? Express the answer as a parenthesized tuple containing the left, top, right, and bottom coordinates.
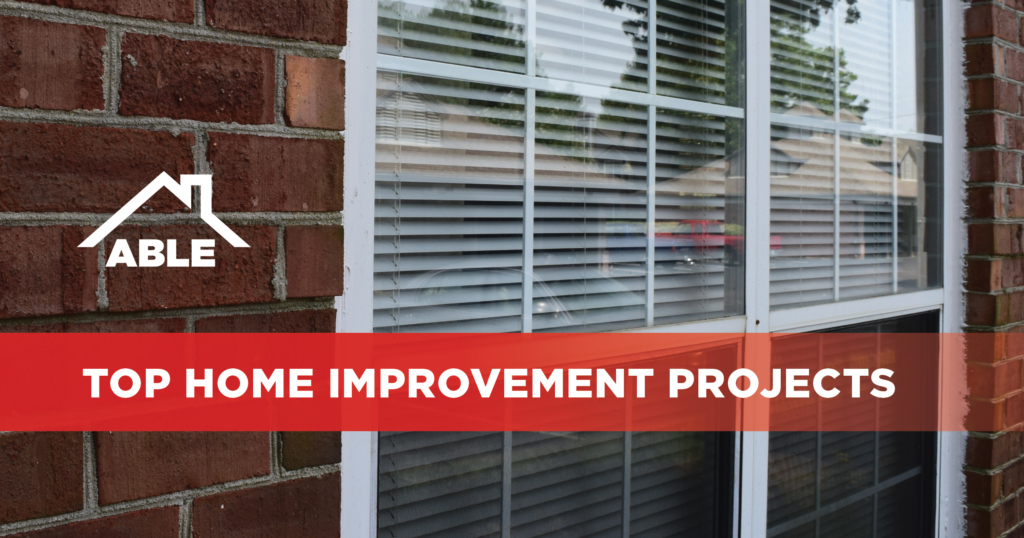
(338, 0, 967, 535)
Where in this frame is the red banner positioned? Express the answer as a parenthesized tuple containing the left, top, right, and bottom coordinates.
(0, 333, 971, 431)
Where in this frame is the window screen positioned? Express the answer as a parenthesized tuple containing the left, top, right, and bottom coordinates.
(766, 311, 938, 538)
(768, 0, 943, 310)
(378, 431, 734, 537)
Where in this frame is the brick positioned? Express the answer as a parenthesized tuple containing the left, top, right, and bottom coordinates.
(6, 507, 178, 538)
(965, 4, 1019, 41)
(968, 500, 1017, 538)
(1011, 118, 1024, 150)
(968, 431, 1023, 468)
(208, 133, 343, 212)
(0, 227, 97, 319)
(285, 226, 344, 298)
(970, 360, 1024, 399)
(205, 0, 347, 45)
(969, 114, 1006, 147)
(0, 318, 187, 332)
(1008, 189, 1024, 218)
(95, 432, 270, 505)
(104, 225, 276, 312)
(65, 318, 187, 332)
(21, 0, 192, 22)
(970, 223, 1022, 256)
(968, 186, 1005, 218)
(0, 17, 104, 111)
(284, 56, 345, 130)
(970, 150, 1019, 183)
(967, 292, 1024, 327)
(969, 43, 1002, 77)
(969, 332, 1009, 364)
(967, 259, 1003, 292)
(0, 433, 83, 525)
(0, 122, 195, 212)
(192, 473, 340, 538)
(1011, 393, 1024, 428)
(120, 34, 274, 124)
(1008, 258, 1024, 289)
(969, 398, 1008, 431)
(196, 309, 336, 333)
(281, 432, 340, 470)
(968, 470, 1003, 505)
(1009, 461, 1024, 497)
(971, 78, 1020, 114)
(1010, 48, 1024, 82)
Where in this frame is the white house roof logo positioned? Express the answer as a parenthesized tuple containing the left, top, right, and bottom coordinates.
(78, 172, 250, 249)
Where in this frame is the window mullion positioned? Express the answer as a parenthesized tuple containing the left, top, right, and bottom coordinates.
(891, 0, 899, 294)
(833, 5, 841, 303)
(523, 89, 536, 333)
(645, 0, 657, 327)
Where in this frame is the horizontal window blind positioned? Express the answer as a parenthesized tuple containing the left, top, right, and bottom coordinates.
(536, 0, 649, 92)
(656, 0, 739, 106)
(375, 73, 527, 332)
(769, 0, 835, 118)
(378, 0, 527, 73)
(654, 109, 743, 324)
(379, 431, 730, 537)
(768, 0, 942, 311)
(533, 94, 649, 332)
(769, 125, 835, 309)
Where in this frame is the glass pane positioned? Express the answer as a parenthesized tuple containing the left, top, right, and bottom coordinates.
(770, 0, 836, 118)
(378, 432, 504, 537)
(653, 109, 744, 325)
(656, 0, 745, 107)
(380, 431, 730, 538)
(536, 0, 650, 92)
(838, 134, 893, 301)
(769, 125, 836, 309)
(766, 312, 938, 538)
(838, 0, 892, 128)
(378, 0, 527, 73)
(510, 432, 625, 535)
(374, 73, 527, 332)
(533, 94, 649, 332)
(896, 140, 942, 292)
(895, 0, 943, 134)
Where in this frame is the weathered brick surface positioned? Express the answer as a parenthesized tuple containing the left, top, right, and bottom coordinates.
(965, 3, 1020, 42)
(285, 56, 346, 130)
(95, 432, 270, 505)
(285, 226, 344, 298)
(103, 225, 276, 312)
(0, 227, 97, 319)
(281, 432, 340, 470)
(0, 433, 83, 525)
(0, 17, 105, 111)
(192, 473, 340, 538)
(6, 507, 179, 538)
(120, 34, 275, 124)
(205, 0, 347, 45)
(21, 0, 193, 22)
(196, 309, 335, 332)
(0, 318, 187, 332)
(208, 133, 344, 212)
(0, 122, 195, 213)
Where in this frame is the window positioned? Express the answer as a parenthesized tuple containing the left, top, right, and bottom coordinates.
(355, 0, 951, 535)
(375, 0, 745, 333)
(768, 0, 943, 310)
(378, 432, 733, 536)
(767, 312, 938, 538)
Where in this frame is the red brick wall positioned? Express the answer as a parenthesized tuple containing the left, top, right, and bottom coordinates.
(966, 1, 1024, 537)
(0, 0, 347, 536)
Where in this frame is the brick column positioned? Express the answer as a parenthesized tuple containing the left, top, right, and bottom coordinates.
(0, 0, 348, 536)
(966, 1, 1024, 536)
